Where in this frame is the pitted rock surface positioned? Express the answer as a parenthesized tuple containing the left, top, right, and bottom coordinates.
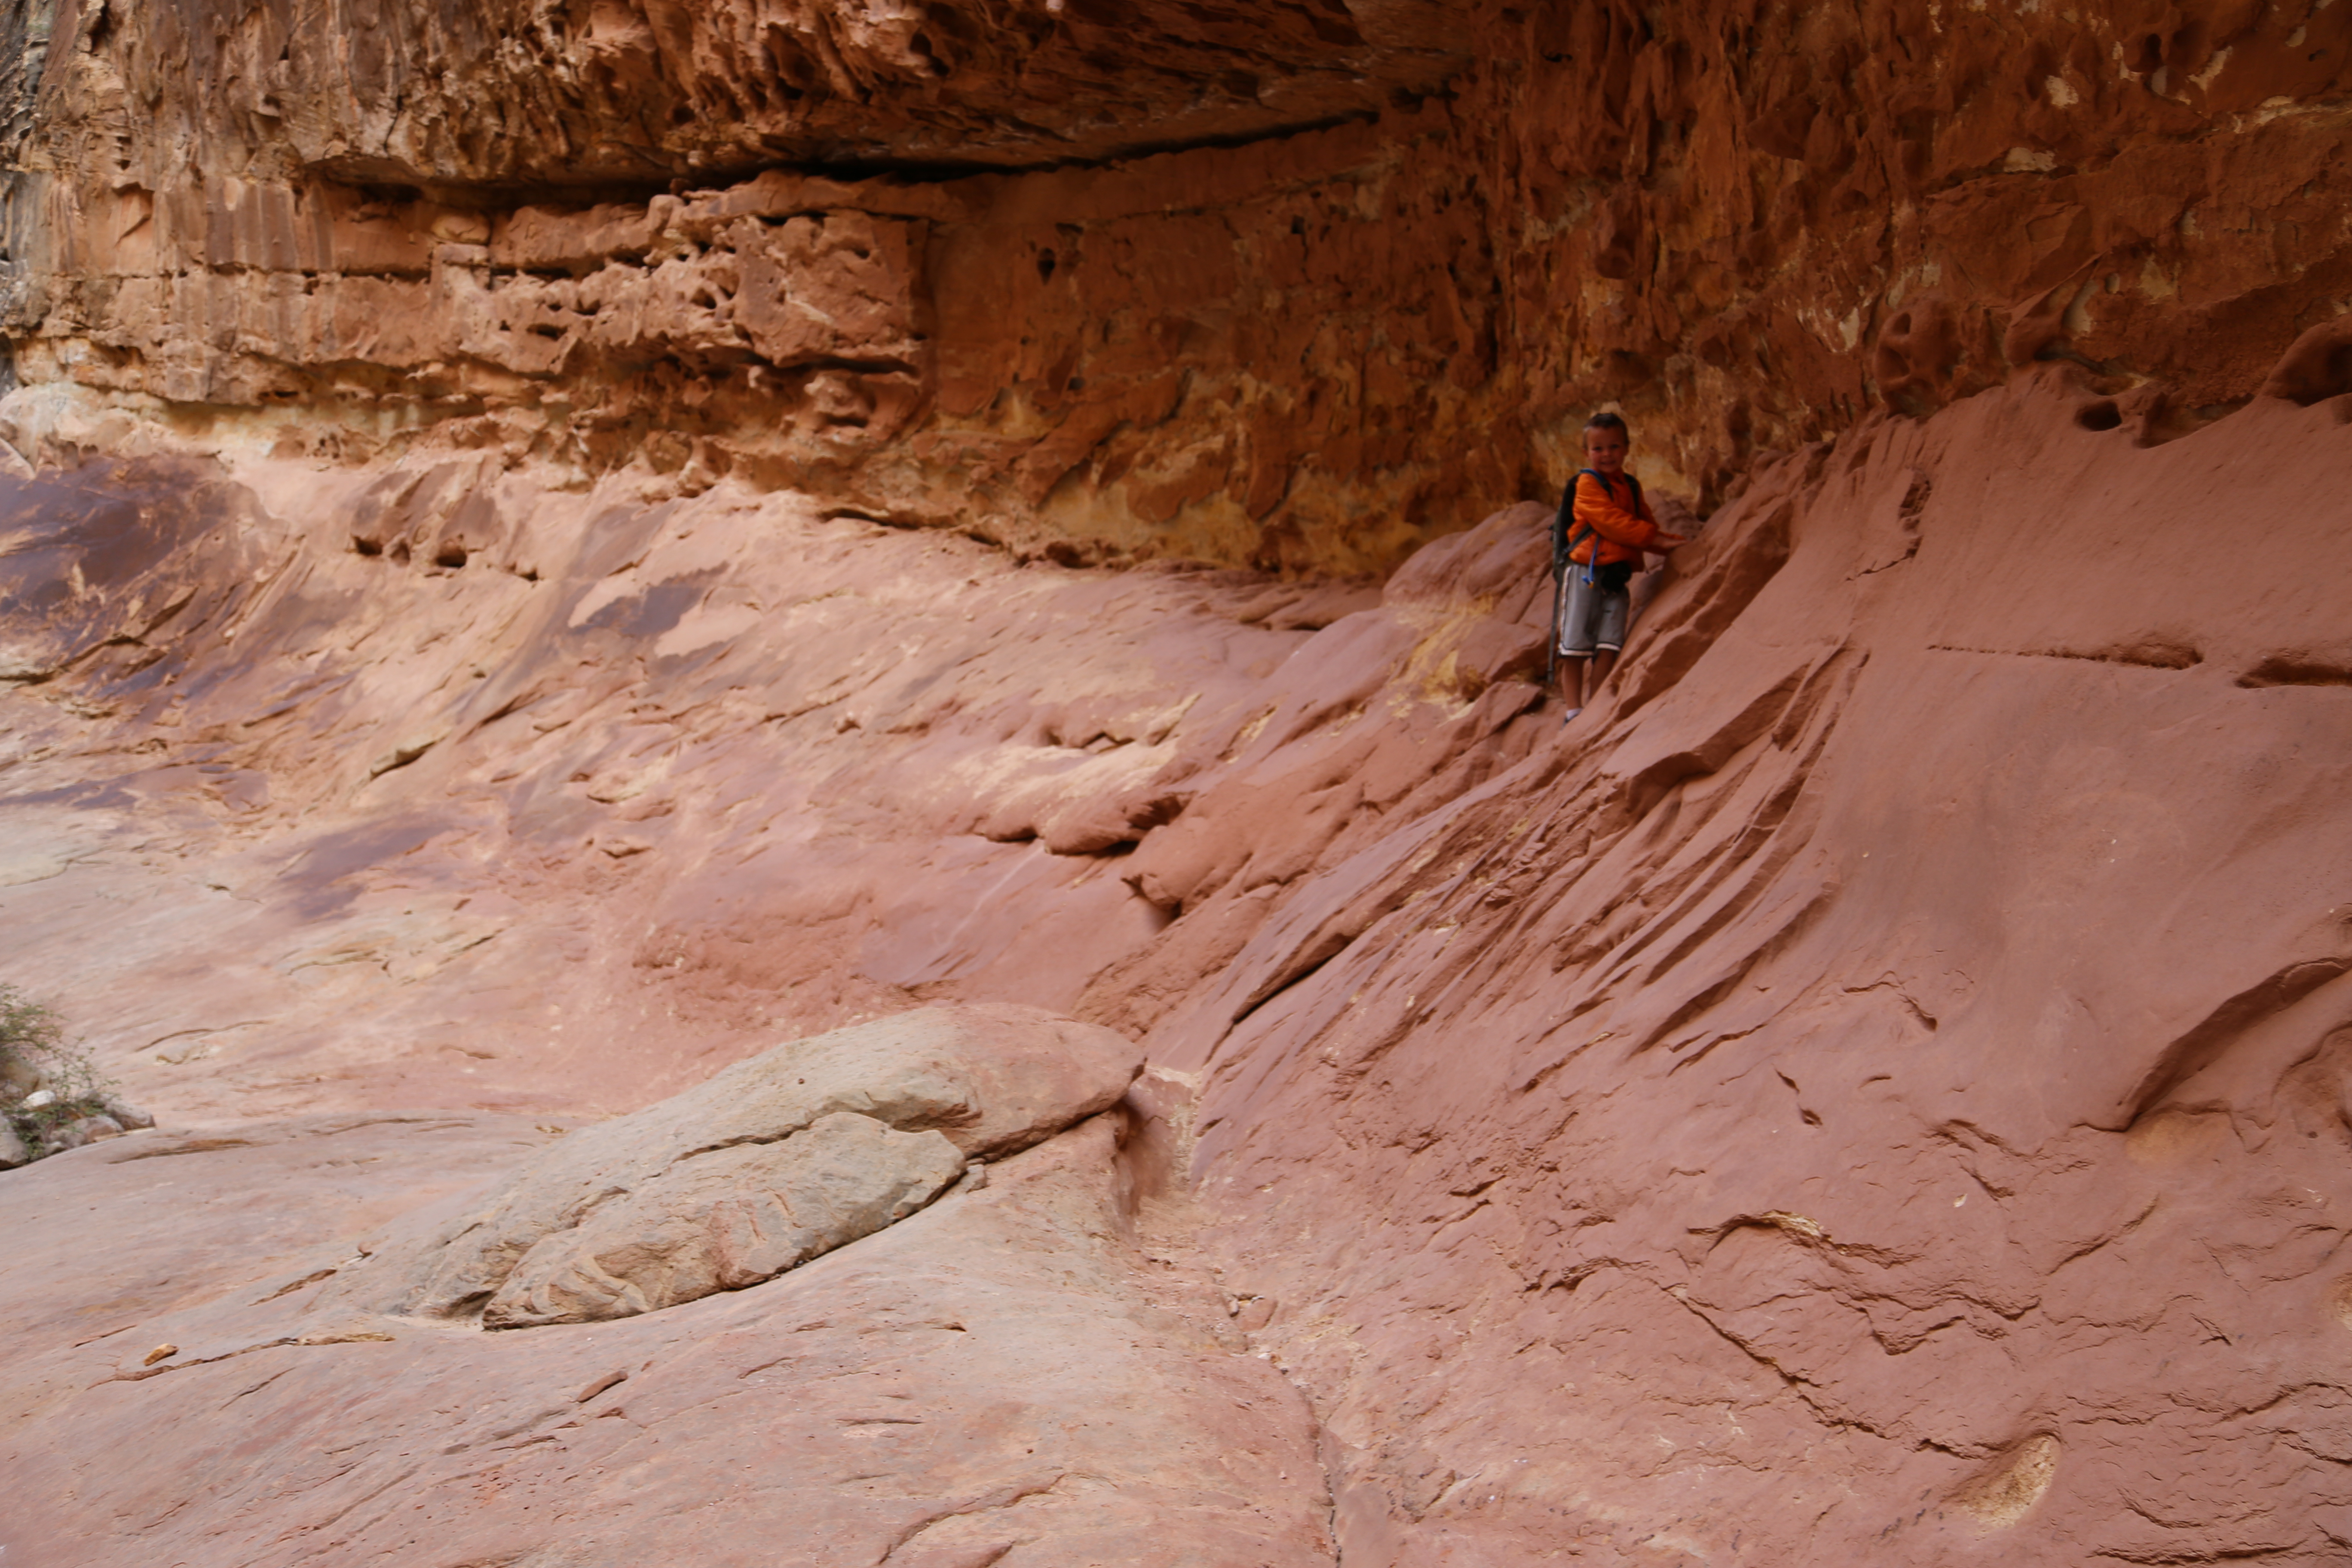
(5, 1, 2346, 567)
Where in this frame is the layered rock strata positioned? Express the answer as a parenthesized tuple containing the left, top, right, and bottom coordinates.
(5, 0, 2348, 568)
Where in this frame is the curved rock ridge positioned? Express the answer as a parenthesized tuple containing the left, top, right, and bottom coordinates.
(59, 0, 1465, 184)
(0, 448, 1538, 1128)
(1127, 382, 2352, 1566)
(325, 1003, 1142, 1324)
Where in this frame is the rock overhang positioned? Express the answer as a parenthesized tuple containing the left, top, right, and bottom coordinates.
(6, 1, 2345, 572)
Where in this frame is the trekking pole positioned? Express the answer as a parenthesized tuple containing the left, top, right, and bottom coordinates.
(1544, 552, 1565, 689)
(1544, 481, 1573, 689)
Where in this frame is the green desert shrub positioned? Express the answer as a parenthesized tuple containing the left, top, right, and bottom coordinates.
(0, 984, 113, 1154)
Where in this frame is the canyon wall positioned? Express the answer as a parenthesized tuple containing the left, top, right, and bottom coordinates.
(5, 0, 2349, 570)
(4, 2, 2352, 1565)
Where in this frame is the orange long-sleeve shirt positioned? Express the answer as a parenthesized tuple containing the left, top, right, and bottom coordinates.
(1564, 470, 1669, 568)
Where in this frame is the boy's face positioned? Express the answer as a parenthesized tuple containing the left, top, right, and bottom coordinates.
(1583, 426, 1629, 476)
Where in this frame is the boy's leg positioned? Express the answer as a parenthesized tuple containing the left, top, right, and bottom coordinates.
(1558, 655, 1588, 710)
(1556, 568, 1600, 715)
(1582, 582, 1629, 698)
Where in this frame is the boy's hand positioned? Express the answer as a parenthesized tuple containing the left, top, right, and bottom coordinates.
(1649, 531, 1689, 553)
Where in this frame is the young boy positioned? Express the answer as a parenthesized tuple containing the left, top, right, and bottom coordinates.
(1551, 412, 1687, 720)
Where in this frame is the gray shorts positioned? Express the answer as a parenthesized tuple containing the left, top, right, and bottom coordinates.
(1556, 567, 1629, 657)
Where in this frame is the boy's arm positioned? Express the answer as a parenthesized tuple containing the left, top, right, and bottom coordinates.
(1573, 483, 1682, 552)
(1634, 492, 1688, 554)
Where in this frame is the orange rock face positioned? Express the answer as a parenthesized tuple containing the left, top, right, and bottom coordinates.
(6, 0, 2348, 568)
(3, 2, 2352, 1565)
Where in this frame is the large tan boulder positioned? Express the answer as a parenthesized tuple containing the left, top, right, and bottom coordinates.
(482, 1111, 965, 1328)
(350, 1004, 1140, 1325)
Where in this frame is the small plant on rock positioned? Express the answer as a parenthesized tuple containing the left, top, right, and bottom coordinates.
(0, 983, 119, 1161)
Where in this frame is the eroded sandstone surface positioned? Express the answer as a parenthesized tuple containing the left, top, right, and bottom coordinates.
(4, 1112, 1332, 1566)
(4, 368, 2350, 1565)
(3, 0, 2352, 1565)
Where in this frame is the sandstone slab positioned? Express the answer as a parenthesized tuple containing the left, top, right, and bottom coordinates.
(0, 1111, 1334, 1568)
(484, 1111, 966, 1328)
(357, 1004, 1140, 1322)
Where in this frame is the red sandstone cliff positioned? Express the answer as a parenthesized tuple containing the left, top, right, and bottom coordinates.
(3, 2, 2352, 1565)
(5, 0, 2348, 567)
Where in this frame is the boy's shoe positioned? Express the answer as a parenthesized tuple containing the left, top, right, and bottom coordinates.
(1560, 707, 1582, 725)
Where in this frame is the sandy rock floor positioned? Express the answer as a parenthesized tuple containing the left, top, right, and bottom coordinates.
(5, 377, 2352, 1564)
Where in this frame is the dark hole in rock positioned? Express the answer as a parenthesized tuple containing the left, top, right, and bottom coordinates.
(2077, 400, 2123, 431)
(434, 544, 468, 569)
(2238, 655, 2352, 689)
(2305, 346, 2352, 404)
